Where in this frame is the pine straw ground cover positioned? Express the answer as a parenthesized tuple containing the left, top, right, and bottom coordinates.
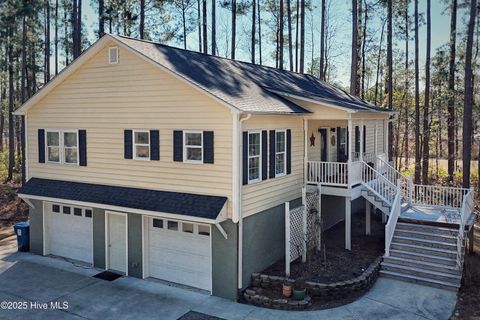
(0, 183, 29, 228)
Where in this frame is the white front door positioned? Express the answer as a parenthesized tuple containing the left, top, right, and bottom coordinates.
(146, 217, 212, 291)
(107, 212, 127, 274)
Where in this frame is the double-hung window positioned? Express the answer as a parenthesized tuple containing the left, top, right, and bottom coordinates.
(46, 131, 61, 163)
(248, 132, 261, 183)
(184, 131, 203, 163)
(63, 131, 78, 164)
(275, 130, 286, 176)
(134, 130, 150, 160)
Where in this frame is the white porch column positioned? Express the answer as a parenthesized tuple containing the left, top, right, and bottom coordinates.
(365, 200, 371, 235)
(304, 119, 308, 184)
(345, 197, 351, 250)
(359, 120, 364, 161)
(347, 117, 353, 188)
(374, 120, 379, 155)
(384, 120, 389, 159)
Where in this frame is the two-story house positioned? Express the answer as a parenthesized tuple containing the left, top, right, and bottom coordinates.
(15, 34, 395, 300)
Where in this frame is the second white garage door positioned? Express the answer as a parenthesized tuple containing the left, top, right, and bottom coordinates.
(44, 202, 93, 264)
(146, 217, 212, 292)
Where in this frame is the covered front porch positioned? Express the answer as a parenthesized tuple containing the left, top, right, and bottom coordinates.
(303, 117, 389, 188)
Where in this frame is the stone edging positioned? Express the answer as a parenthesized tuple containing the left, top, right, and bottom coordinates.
(244, 256, 383, 310)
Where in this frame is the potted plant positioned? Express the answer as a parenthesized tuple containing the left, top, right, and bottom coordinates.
(292, 280, 307, 300)
(282, 282, 292, 298)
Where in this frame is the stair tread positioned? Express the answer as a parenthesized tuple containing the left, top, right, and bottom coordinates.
(389, 249, 457, 263)
(384, 256, 460, 271)
(380, 270, 461, 288)
(393, 235, 458, 247)
(391, 242, 457, 254)
(397, 222, 458, 232)
(395, 229, 458, 240)
(382, 262, 462, 279)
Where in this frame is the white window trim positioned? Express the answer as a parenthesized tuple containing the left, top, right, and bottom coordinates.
(183, 131, 203, 164)
(247, 131, 262, 184)
(109, 47, 118, 64)
(45, 129, 79, 166)
(62, 130, 80, 166)
(133, 129, 151, 161)
(275, 129, 287, 178)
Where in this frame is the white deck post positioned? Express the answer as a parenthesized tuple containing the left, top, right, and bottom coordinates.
(374, 120, 379, 168)
(384, 119, 389, 160)
(285, 201, 290, 277)
(317, 183, 322, 251)
(382, 212, 387, 223)
(366, 200, 371, 235)
(302, 187, 307, 263)
(347, 118, 353, 188)
(304, 119, 308, 184)
(359, 120, 364, 162)
(345, 197, 351, 250)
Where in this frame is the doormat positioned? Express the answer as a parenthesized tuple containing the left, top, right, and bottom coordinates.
(177, 311, 226, 320)
(93, 271, 123, 281)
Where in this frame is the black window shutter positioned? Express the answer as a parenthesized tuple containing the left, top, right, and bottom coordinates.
(79, 130, 87, 166)
(269, 130, 276, 178)
(173, 130, 183, 162)
(203, 131, 214, 163)
(242, 132, 248, 185)
(150, 130, 160, 160)
(38, 129, 45, 163)
(363, 125, 366, 152)
(124, 130, 133, 159)
(355, 126, 360, 153)
(286, 129, 292, 174)
(261, 130, 268, 180)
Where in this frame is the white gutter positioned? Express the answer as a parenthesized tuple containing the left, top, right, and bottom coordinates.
(237, 113, 251, 292)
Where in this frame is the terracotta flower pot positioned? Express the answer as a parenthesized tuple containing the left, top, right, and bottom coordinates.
(282, 284, 292, 298)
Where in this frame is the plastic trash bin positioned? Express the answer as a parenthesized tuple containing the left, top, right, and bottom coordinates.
(13, 221, 30, 252)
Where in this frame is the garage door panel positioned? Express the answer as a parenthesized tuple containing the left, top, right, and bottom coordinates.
(147, 217, 212, 291)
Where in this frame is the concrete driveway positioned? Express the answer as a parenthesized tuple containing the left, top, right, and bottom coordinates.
(0, 240, 457, 320)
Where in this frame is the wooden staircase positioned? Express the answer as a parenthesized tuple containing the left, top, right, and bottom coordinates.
(380, 221, 463, 291)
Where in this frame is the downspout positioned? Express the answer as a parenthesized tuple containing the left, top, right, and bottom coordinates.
(233, 113, 251, 293)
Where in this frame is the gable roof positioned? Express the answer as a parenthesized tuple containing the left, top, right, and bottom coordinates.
(18, 178, 228, 222)
(15, 34, 388, 116)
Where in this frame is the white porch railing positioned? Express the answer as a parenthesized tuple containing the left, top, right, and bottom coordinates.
(411, 184, 469, 209)
(307, 161, 349, 186)
(361, 161, 398, 205)
(385, 180, 402, 256)
(375, 156, 410, 201)
(456, 188, 474, 270)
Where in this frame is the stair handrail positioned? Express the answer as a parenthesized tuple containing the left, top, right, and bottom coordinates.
(456, 187, 474, 270)
(385, 179, 402, 257)
(375, 155, 410, 201)
(361, 161, 398, 205)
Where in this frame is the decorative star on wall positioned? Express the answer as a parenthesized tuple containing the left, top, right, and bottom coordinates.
(310, 133, 315, 147)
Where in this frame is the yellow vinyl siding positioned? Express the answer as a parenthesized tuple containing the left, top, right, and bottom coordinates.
(27, 42, 233, 216)
(242, 115, 304, 218)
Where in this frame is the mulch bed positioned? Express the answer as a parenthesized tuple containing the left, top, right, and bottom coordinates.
(263, 212, 385, 283)
(0, 183, 29, 228)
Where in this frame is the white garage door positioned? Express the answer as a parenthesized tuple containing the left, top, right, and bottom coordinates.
(45, 203, 93, 264)
(146, 217, 212, 291)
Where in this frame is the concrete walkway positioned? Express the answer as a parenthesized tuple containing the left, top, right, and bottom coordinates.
(0, 241, 457, 320)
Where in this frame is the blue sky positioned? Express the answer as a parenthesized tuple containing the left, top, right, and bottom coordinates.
(77, 0, 459, 87)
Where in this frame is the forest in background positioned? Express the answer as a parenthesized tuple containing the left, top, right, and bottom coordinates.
(0, 0, 479, 190)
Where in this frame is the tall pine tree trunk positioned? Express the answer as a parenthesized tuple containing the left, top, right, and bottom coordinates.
(299, 0, 305, 73)
(422, 0, 431, 184)
(447, 0, 457, 183)
(462, 0, 477, 188)
(414, 0, 421, 184)
(99, 0, 104, 37)
(319, 0, 326, 80)
(197, 0, 202, 52)
(387, 0, 393, 161)
(279, 0, 284, 69)
(258, 0, 262, 65)
(212, 0, 216, 54)
(251, 0, 256, 63)
(140, 0, 145, 39)
(287, 0, 293, 71)
(55, 0, 59, 75)
(45, 1, 51, 83)
(361, 0, 367, 98)
(295, 0, 299, 72)
(350, 0, 358, 95)
(231, 0, 236, 59)
(202, 0, 207, 54)
(7, 25, 15, 181)
(403, 2, 410, 170)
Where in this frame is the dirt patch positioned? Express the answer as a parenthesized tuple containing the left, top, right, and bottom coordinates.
(0, 183, 29, 228)
(451, 224, 480, 320)
(263, 212, 385, 283)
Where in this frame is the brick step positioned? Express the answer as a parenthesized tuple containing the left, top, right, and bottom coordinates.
(395, 229, 458, 244)
(396, 222, 459, 237)
(380, 270, 460, 291)
(390, 242, 457, 259)
(392, 235, 458, 251)
(383, 256, 461, 275)
(381, 262, 462, 284)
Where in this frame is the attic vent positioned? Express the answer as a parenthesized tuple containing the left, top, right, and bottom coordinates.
(109, 47, 118, 64)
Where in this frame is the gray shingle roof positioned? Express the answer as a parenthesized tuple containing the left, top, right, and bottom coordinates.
(112, 35, 387, 114)
(19, 178, 227, 220)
